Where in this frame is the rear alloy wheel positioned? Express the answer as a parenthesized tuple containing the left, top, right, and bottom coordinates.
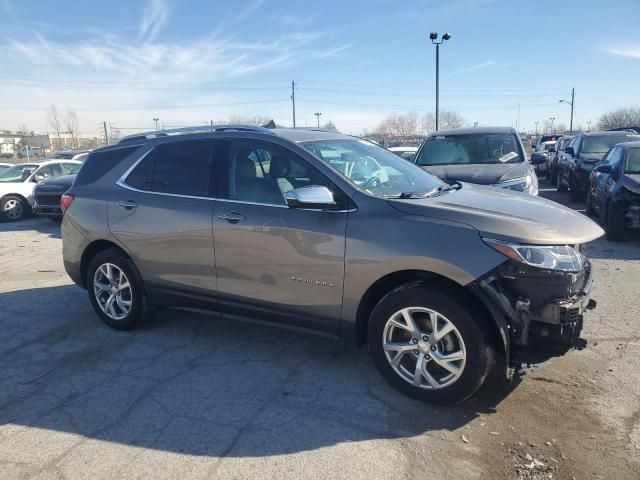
(87, 249, 152, 329)
(1, 195, 30, 221)
(369, 284, 494, 404)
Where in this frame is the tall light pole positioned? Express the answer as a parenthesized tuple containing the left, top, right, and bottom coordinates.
(534, 121, 539, 136)
(549, 117, 556, 133)
(429, 32, 451, 131)
(314, 112, 322, 128)
(153, 118, 159, 130)
(558, 87, 575, 134)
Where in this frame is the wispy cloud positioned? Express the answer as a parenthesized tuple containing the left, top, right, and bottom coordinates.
(2, 0, 16, 22)
(139, 0, 169, 42)
(451, 60, 497, 75)
(313, 43, 352, 58)
(609, 45, 640, 59)
(269, 13, 318, 26)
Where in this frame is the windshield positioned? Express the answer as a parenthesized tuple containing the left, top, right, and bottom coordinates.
(625, 148, 640, 174)
(415, 132, 524, 166)
(0, 164, 38, 183)
(582, 135, 640, 154)
(301, 138, 445, 198)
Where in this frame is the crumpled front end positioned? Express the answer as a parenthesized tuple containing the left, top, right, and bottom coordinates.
(473, 257, 596, 353)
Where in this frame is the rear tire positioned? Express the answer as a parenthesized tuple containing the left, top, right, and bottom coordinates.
(368, 283, 494, 404)
(87, 249, 152, 330)
(605, 202, 627, 242)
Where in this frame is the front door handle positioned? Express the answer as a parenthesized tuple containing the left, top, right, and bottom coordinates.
(217, 212, 246, 223)
(116, 200, 139, 210)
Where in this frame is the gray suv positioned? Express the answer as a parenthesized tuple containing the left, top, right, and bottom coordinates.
(61, 126, 603, 403)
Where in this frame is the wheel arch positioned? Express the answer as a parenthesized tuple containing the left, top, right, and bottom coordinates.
(352, 269, 505, 359)
(80, 239, 130, 288)
(0, 192, 32, 218)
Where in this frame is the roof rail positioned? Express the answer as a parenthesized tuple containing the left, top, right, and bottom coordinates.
(118, 124, 276, 144)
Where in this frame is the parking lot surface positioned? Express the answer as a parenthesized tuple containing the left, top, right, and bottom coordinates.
(1, 187, 639, 480)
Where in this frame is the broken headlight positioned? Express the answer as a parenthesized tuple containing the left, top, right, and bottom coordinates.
(483, 238, 585, 272)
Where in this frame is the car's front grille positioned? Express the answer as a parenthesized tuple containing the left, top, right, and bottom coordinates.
(560, 306, 581, 324)
(35, 194, 61, 206)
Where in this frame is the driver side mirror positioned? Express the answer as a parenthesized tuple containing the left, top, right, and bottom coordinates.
(33, 174, 46, 183)
(564, 146, 575, 155)
(530, 152, 547, 165)
(285, 186, 336, 210)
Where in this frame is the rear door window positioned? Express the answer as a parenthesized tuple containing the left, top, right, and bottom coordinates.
(151, 140, 212, 197)
(124, 140, 214, 197)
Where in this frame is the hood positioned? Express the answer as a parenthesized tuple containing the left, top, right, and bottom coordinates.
(35, 174, 76, 190)
(389, 182, 604, 245)
(579, 153, 604, 163)
(419, 162, 529, 185)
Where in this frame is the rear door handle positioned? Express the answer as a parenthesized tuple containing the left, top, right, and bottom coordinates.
(116, 200, 139, 210)
(216, 212, 246, 223)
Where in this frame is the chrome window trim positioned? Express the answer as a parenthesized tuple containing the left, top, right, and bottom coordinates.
(116, 147, 355, 211)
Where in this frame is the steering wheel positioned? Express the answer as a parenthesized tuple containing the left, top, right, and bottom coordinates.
(362, 176, 381, 189)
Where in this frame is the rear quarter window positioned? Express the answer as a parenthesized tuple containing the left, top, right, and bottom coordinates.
(74, 146, 142, 186)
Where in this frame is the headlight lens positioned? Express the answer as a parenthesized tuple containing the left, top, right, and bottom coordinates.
(493, 175, 537, 195)
(483, 238, 585, 272)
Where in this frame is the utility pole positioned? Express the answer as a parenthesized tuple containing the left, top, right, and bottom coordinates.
(291, 80, 297, 128)
(569, 87, 575, 134)
(314, 112, 322, 128)
(153, 117, 159, 130)
(534, 121, 539, 136)
(103, 121, 109, 145)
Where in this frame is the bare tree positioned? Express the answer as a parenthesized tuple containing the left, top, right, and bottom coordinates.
(227, 115, 273, 126)
(598, 107, 640, 130)
(46, 105, 64, 149)
(438, 110, 465, 130)
(322, 121, 338, 132)
(421, 114, 436, 135)
(377, 112, 418, 139)
(110, 127, 123, 142)
(16, 124, 30, 135)
(65, 109, 79, 148)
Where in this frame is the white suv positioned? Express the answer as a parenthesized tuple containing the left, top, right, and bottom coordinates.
(0, 159, 82, 221)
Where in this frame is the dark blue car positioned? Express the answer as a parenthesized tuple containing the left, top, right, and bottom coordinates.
(586, 141, 640, 240)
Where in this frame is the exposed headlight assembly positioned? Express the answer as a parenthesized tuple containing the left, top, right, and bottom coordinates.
(483, 238, 585, 272)
(493, 175, 537, 195)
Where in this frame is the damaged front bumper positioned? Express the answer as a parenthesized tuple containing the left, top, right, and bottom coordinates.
(472, 259, 596, 357)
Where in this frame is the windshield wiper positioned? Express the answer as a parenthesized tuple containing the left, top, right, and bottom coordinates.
(385, 192, 427, 199)
(425, 182, 462, 197)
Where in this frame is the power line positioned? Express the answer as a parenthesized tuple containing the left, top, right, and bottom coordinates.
(2, 98, 290, 112)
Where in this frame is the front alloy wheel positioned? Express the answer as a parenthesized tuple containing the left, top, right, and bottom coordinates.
(383, 307, 466, 390)
(369, 284, 494, 404)
(1, 195, 29, 221)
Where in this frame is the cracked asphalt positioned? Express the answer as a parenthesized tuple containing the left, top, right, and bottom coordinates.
(1, 186, 639, 479)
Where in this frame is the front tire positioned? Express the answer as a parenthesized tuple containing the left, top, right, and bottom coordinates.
(368, 283, 494, 404)
(1, 195, 30, 221)
(87, 249, 152, 330)
(556, 171, 568, 192)
(569, 174, 583, 202)
(605, 202, 627, 242)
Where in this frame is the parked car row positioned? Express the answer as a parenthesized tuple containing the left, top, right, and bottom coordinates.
(0, 150, 90, 221)
(547, 130, 640, 241)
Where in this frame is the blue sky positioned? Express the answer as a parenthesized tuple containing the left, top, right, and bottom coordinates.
(1, 0, 640, 135)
